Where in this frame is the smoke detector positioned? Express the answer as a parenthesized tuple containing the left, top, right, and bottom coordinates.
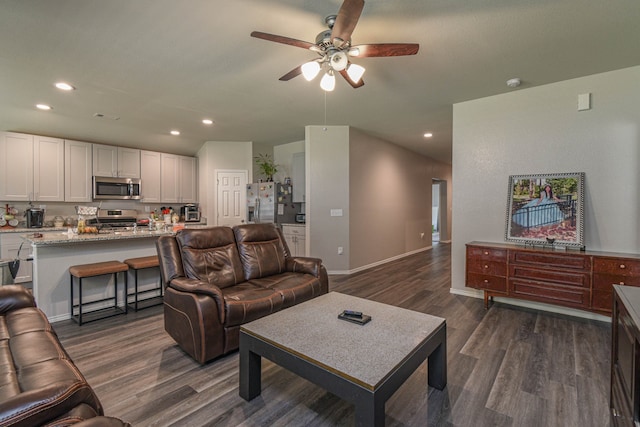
(506, 78, 521, 88)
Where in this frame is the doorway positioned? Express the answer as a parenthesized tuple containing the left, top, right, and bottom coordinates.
(216, 170, 247, 226)
(432, 179, 448, 243)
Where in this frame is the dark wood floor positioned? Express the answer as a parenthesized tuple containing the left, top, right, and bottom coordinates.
(54, 243, 612, 426)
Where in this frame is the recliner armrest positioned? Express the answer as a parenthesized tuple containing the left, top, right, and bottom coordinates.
(168, 277, 226, 324)
(0, 285, 36, 314)
(286, 257, 322, 277)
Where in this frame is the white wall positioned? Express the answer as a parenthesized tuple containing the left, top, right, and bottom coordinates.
(306, 125, 350, 272)
(197, 141, 252, 225)
(452, 66, 640, 291)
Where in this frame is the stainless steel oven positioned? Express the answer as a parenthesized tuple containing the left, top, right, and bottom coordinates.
(93, 176, 141, 200)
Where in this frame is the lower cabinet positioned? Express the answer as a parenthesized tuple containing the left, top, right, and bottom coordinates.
(0, 233, 33, 284)
(466, 241, 640, 314)
(282, 224, 306, 257)
(611, 286, 640, 426)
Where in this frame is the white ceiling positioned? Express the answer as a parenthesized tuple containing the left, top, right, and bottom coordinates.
(1, 0, 639, 165)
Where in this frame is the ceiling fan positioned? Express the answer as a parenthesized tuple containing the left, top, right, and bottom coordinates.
(250, 0, 419, 91)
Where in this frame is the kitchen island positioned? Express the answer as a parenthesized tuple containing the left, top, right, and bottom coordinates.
(22, 227, 207, 321)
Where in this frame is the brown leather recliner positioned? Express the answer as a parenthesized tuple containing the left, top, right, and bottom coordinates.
(0, 285, 131, 427)
(156, 223, 328, 364)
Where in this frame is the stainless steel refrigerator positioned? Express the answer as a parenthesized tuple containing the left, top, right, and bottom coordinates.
(246, 182, 297, 225)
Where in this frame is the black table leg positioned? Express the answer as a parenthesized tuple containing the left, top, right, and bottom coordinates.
(239, 334, 262, 401)
(427, 327, 447, 390)
(355, 393, 385, 427)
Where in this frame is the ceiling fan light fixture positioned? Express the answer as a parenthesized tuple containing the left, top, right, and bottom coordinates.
(346, 63, 365, 84)
(301, 61, 321, 81)
(347, 47, 360, 57)
(320, 70, 336, 92)
(330, 51, 348, 71)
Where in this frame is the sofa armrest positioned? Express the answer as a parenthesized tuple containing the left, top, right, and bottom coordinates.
(286, 257, 323, 277)
(168, 277, 226, 324)
(0, 285, 36, 314)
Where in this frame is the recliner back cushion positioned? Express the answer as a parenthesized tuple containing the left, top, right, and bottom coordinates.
(176, 228, 244, 288)
(233, 223, 287, 280)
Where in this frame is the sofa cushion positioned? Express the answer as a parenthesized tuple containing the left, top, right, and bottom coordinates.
(176, 228, 245, 289)
(221, 283, 284, 327)
(0, 306, 103, 426)
(233, 224, 287, 280)
(250, 273, 325, 308)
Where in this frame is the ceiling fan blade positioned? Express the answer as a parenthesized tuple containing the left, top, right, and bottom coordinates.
(339, 70, 365, 88)
(251, 31, 316, 50)
(279, 66, 303, 81)
(350, 43, 420, 57)
(331, 0, 365, 47)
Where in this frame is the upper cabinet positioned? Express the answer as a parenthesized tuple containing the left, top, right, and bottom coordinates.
(0, 132, 64, 202)
(140, 150, 161, 203)
(93, 144, 140, 178)
(65, 140, 93, 203)
(161, 154, 197, 203)
(292, 152, 305, 203)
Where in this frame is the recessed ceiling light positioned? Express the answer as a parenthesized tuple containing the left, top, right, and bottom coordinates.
(170, 130, 180, 136)
(423, 133, 433, 138)
(55, 82, 75, 91)
(202, 119, 213, 125)
(36, 104, 52, 110)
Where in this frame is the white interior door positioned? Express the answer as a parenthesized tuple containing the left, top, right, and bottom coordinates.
(217, 170, 247, 226)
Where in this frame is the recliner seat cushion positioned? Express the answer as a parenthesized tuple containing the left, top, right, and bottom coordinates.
(177, 227, 245, 289)
(250, 273, 325, 308)
(221, 283, 284, 327)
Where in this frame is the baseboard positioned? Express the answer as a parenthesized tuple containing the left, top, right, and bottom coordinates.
(328, 246, 432, 275)
(449, 287, 610, 323)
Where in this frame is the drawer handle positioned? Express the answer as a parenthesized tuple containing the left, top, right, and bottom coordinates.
(483, 279, 489, 283)
(620, 282, 625, 285)
(484, 251, 489, 255)
(484, 265, 489, 269)
(620, 264, 626, 269)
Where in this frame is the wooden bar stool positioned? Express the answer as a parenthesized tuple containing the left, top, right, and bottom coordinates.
(124, 255, 162, 311)
(69, 261, 128, 325)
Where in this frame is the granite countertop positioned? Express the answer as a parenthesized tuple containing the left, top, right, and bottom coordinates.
(0, 226, 67, 234)
(19, 224, 212, 246)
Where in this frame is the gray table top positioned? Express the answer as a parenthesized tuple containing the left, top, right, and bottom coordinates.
(241, 292, 446, 390)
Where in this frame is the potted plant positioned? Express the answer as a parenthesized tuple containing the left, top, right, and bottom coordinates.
(254, 153, 279, 182)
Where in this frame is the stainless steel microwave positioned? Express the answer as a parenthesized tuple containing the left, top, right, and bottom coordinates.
(93, 176, 142, 200)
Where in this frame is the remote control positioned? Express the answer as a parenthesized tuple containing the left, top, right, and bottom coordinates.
(343, 310, 363, 317)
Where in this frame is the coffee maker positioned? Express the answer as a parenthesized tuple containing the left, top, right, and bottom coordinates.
(26, 208, 45, 228)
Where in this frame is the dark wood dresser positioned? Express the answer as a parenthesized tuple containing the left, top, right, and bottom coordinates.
(466, 241, 640, 315)
(611, 285, 640, 426)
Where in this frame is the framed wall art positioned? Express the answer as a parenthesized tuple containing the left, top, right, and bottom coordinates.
(505, 172, 585, 248)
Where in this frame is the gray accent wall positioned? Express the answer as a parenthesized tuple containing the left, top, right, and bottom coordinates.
(452, 65, 640, 292)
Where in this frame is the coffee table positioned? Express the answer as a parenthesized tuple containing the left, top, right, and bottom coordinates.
(239, 292, 447, 427)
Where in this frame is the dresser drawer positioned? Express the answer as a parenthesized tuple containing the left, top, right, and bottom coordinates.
(510, 265, 590, 288)
(467, 273, 507, 293)
(467, 259, 507, 276)
(467, 246, 507, 262)
(510, 250, 591, 271)
(594, 258, 640, 276)
(593, 273, 640, 290)
(592, 289, 614, 313)
(510, 279, 590, 308)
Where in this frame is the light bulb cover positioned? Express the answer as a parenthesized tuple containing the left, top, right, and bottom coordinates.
(320, 71, 336, 92)
(346, 63, 365, 84)
(301, 61, 321, 81)
(330, 51, 348, 71)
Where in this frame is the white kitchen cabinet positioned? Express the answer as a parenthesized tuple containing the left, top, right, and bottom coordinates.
(33, 135, 65, 202)
(282, 224, 306, 257)
(64, 140, 93, 202)
(292, 152, 305, 203)
(0, 132, 33, 201)
(0, 132, 63, 202)
(160, 153, 197, 203)
(93, 144, 140, 178)
(0, 233, 33, 284)
(140, 150, 161, 203)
